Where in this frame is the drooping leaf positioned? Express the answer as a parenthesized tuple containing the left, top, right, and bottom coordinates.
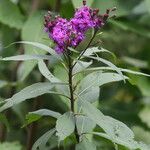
(0, 82, 65, 112)
(38, 60, 60, 82)
(84, 55, 125, 82)
(56, 112, 75, 141)
(2, 54, 52, 61)
(83, 47, 116, 60)
(84, 67, 150, 77)
(0, 0, 25, 29)
(20, 12, 52, 81)
(14, 41, 59, 57)
(32, 128, 56, 150)
(78, 100, 140, 149)
(38, 61, 69, 103)
(23, 114, 41, 127)
(23, 109, 61, 127)
(29, 109, 61, 119)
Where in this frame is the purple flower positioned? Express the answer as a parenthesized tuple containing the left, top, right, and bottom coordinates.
(44, 0, 111, 53)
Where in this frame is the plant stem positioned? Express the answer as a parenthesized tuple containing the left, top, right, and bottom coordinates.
(67, 53, 80, 143)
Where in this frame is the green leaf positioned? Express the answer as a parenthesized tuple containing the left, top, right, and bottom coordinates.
(38, 60, 60, 82)
(38, 61, 70, 107)
(20, 12, 52, 81)
(83, 47, 116, 60)
(2, 54, 52, 61)
(84, 55, 125, 82)
(76, 138, 96, 150)
(32, 128, 55, 150)
(78, 72, 128, 103)
(73, 60, 93, 75)
(15, 41, 59, 57)
(76, 115, 96, 134)
(79, 100, 140, 149)
(0, 82, 65, 112)
(29, 109, 61, 119)
(0, 0, 25, 29)
(56, 112, 75, 141)
(72, 0, 94, 8)
(84, 67, 150, 77)
(23, 114, 41, 127)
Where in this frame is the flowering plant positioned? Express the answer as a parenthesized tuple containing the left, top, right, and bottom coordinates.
(0, 0, 150, 149)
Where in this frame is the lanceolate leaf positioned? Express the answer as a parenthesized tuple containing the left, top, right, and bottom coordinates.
(83, 47, 116, 60)
(38, 60, 70, 100)
(2, 54, 52, 61)
(38, 60, 60, 82)
(83, 67, 150, 77)
(56, 112, 75, 141)
(78, 100, 140, 149)
(32, 128, 56, 150)
(29, 109, 61, 119)
(23, 109, 61, 127)
(84, 55, 125, 82)
(15, 41, 59, 58)
(78, 72, 128, 98)
(0, 82, 65, 112)
(20, 12, 54, 81)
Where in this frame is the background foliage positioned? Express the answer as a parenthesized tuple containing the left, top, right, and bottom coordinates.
(0, 0, 150, 149)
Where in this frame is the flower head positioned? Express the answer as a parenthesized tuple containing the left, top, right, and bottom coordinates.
(44, 0, 112, 53)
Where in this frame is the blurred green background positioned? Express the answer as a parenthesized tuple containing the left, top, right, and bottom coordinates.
(0, 0, 150, 149)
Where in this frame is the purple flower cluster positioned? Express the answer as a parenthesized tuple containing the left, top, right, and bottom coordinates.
(44, 0, 110, 53)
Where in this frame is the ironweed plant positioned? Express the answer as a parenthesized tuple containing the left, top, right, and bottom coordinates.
(0, 0, 150, 150)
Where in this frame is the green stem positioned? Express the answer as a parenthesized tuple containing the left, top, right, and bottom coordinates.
(67, 52, 80, 143)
